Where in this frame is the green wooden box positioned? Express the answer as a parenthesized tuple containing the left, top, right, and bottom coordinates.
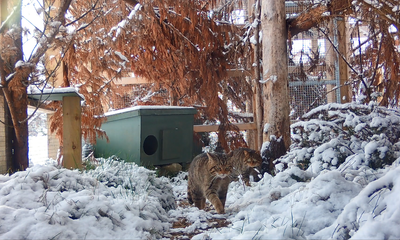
(94, 106, 197, 167)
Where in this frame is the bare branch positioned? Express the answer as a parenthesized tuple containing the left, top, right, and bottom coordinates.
(0, 1, 21, 34)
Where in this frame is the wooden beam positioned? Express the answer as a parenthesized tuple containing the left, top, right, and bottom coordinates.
(114, 76, 150, 85)
(28, 105, 55, 114)
(116, 70, 253, 85)
(193, 122, 257, 132)
(62, 96, 82, 169)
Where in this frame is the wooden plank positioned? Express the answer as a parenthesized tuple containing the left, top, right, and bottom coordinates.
(193, 122, 257, 132)
(114, 77, 150, 85)
(62, 96, 82, 169)
(116, 70, 252, 85)
(116, 70, 251, 84)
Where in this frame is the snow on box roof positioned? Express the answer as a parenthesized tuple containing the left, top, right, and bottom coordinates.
(28, 87, 84, 101)
(104, 105, 197, 121)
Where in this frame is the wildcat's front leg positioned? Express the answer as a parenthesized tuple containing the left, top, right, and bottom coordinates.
(242, 169, 251, 186)
(206, 190, 225, 213)
(218, 178, 230, 207)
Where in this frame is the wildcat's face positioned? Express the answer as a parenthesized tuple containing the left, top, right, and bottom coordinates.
(211, 163, 233, 177)
(244, 157, 262, 167)
(207, 153, 233, 178)
(244, 151, 262, 167)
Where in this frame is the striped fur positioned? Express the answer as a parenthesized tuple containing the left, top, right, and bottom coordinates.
(228, 148, 262, 186)
(187, 152, 233, 214)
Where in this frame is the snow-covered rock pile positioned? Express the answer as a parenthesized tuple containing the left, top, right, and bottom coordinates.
(0, 160, 173, 239)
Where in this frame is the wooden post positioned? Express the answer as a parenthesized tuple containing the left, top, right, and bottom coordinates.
(62, 96, 82, 169)
(47, 112, 60, 159)
(326, 20, 337, 103)
(337, 17, 350, 103)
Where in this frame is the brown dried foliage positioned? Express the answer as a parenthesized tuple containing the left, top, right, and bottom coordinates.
(288, 0, 399, 109)
(47, 0, 253, 151)
(348, 1, 400, 106)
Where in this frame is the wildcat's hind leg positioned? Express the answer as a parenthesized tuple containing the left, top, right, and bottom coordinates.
(193, 195, 206, 210)
(189, 186, 206, 209)
(187, 186, 194, 205)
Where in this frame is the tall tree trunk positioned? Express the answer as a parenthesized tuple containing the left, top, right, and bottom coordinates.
(0, 0, 29, 171)
(261, 0, 290, 173)
(3, 82, 29, 171)
(253, 0, 263, 151)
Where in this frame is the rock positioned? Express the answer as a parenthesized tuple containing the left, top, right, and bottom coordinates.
(158, 163, 182, 177)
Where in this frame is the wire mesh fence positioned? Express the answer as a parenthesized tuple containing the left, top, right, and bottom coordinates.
(286, 1, 341, 120)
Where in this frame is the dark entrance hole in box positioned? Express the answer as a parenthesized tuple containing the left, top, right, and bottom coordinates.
(143, 135, 158, 155)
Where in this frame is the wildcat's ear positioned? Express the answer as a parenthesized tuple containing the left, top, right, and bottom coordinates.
(244, 150, 249, 157)
(206, 152, 216, 162)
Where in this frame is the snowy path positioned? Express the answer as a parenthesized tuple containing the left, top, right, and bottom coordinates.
(165, 200, 230, 239)
(164, 173, 248, 239)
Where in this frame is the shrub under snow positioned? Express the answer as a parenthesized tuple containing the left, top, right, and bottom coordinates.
(284, 102, 400, 175)
(86, 157, 176, 211)
(192, 103, 400, 240)
(4, 102, 400, 240)
(0, 159, 174, 239)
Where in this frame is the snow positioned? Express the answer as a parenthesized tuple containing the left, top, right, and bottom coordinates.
(260, 75, 278, 84)
(114, 51, 128, 62)
(5, 102, 400, 239)
(15, 60, 35, 69)
(27, 86, 85, 100)
(263, 123, 270, 133)
(28, 135, 48, 165)
(104, 105, 196, 117)
(1, 159, 173, 239)
(109, 3, 141, 39)
(28, 86, 77, 95)
(128, 3, 142, 20)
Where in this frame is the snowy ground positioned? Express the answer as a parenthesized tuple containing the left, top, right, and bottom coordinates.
(2, 157, 400, 239)
(3, 102, 400, 239)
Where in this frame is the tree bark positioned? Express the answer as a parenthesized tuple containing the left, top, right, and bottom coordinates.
(0, 0, 29, 172)
(261, 0, 291, 172)
(8, 83, 28, 171)
(253, 0, 263, 151)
